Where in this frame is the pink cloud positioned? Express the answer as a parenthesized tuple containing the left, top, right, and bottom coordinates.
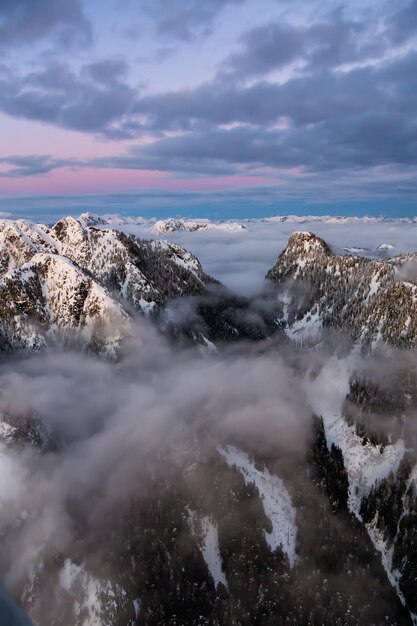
(0, 167, 271, 196)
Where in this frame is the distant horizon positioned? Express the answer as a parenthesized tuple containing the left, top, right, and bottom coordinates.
(0, 192, 416, 223)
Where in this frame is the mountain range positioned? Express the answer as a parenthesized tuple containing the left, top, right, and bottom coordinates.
(0, 217, 416, 625)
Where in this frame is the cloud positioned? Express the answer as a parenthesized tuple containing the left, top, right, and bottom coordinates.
(134, 48, 417, 131)
(0, 0, 91, 48)
(0, 319, 311, 589)
(0, 4, 415, 153)
(0, 155, 77, 177)
(82, 58, 130, 84)
(389, 0, 417, 44)
(219, 13, 378, 80)
(135, 0, 245, 41)
(102, 218, 417, 296)
(0, 1, 415, 209)
(395, 258, 417, 285)
(82, 48, 416, 178)
(0, 59, 138, 135)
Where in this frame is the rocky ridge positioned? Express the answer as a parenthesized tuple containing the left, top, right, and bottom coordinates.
(0, 217, 216, 354)
(267, 231, 417, 622)
(267, 230, 417, 347)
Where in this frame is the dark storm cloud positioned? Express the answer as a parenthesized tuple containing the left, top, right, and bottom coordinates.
(137, 0, 245, 41)
(0, 0, 91, 48)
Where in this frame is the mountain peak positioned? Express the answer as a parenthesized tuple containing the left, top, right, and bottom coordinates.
(284, 231, 333, 258)
(52, 216, 87, 242)
(78, 212, 108, 227)
(266, 230, 417, 348)
(266, 231, 332, 284)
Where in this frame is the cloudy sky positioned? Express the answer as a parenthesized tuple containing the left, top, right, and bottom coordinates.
(0, 0, 416, 219)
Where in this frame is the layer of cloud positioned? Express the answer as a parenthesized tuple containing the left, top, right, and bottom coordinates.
(108, 218, 417, 296)
(0, 0, 91, 48)
(0, 155, 77, 178)
(0, 59, 138, 135)
(0, 1, 416, 210)
(220, 14, 379, 80)
(133, 0, 245, 41)
(1, 48, 416, 179)
(0, 320, 311, 588)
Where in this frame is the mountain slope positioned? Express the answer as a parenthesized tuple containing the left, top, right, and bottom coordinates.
(0, 253, 130, 355)
(265, 232, 417, 622)
(1, 224, 417, 625)
(266, 231, 417, 347)
(0, 217, 220, 353)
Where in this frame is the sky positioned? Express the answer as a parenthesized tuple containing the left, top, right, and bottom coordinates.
(0, 0, 416, 219)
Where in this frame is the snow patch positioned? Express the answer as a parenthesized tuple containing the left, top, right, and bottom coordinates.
(218, 445, 297, 566)
(285, 309, 322, 342)
(304, 355, 415, 622)
(305, 356, 405, 514)
(200, 516, 228, 589)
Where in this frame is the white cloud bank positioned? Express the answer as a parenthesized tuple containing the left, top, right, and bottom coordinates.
(100, 216, 417, 296)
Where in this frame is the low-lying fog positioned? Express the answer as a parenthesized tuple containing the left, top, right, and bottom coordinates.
(108, 218, 417, 296)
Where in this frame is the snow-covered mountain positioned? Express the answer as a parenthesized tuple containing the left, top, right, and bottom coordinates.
(78, 212, 147, 227)
(266, 230, 417, 347)
(0, 216, 286, 354)
(266, 231, 417, 622)
(0, 216, 217, 354)
(262, 215, 417, 225)
(151, 218, 246, 234)
(78, 213, 246, 233)
(1, 223, 417, 625)
(77, 212, 417, 230)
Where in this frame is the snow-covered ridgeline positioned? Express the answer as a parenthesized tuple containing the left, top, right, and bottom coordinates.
(366, 523, 417, 625)
(217, 445, 297, 567)
(151, 218, 246, 234)
(0, 215, 217, 354)
(79, 212, 417, 230)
